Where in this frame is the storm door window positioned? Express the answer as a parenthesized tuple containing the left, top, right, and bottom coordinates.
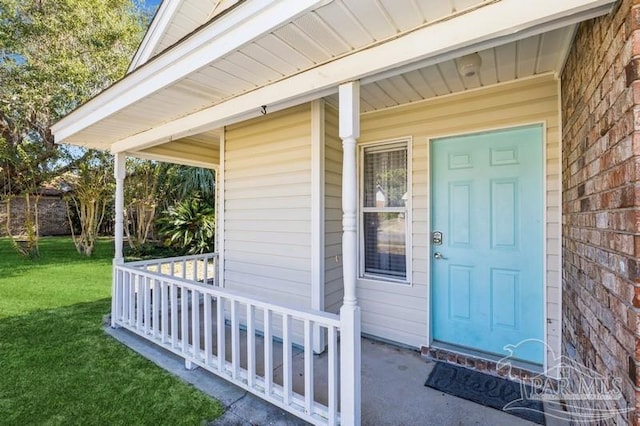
(361, 144, 408, 280)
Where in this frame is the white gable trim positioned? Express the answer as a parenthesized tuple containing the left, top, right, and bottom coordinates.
(52, 0, 331, 143)
(128, 0, 183, 73)
(106, 0, 614, 154)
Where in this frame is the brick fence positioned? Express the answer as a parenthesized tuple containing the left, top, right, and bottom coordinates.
(561, 1, 640, 424)
(0, 196, 70, 237)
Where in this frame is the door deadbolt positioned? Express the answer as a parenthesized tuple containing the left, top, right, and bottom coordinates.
(432, 231, 443, 245)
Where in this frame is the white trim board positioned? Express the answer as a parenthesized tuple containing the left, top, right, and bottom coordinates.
(311, 99, 326, 353)
(218, 128, 226, 288)
(128, 0, 182, 73)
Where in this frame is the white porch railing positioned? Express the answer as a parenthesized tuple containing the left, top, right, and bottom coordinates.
(112, 262, 341, 425)
(126, 252, 219, 285)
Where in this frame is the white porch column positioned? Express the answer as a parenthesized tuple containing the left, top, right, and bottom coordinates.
(339, 81, 361, 426)
(111, 152, 126, 328)
(114, 152, 126, 260)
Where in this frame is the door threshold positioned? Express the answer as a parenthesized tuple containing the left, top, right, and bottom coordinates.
(424, 341, 544, 379)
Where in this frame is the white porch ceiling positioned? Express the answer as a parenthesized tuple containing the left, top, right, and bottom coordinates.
(54, 0, 613, 152)
(327, 27, 572, 112)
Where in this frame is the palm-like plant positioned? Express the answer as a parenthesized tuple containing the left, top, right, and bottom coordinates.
(157, 195, 215, 254)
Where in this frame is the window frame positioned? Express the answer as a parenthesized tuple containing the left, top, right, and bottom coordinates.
(358, 138, 412, 285)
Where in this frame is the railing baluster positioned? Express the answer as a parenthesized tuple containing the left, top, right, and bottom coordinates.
(181, 286, 188, 354)
(283, 314, 292, 406)
(204, 293, 212, 366)
(170, 260, 175, 278)
(182, 260, 187, 279)
(161, 281, 168, 343)
(136, 275, 143, 329)
(231, 300, 240, 379)
(144, 277, 151, 334)
(171, 283, 178, 348)
(129, 272, 135, 327)
(264, 308, 273, 397)
(203, 256, 209, 284)
(191, 288, 200, 360)
(214, 254, 219, 287)
(328, 326, 338, 426)
(247, 304, 255, 389)
(193, 259, 198, 282)
(153, 278, 160, 338)
(217, 296, 226, 373)
(113, 268, 122, 325)
(121, 270, 128, 325)
(304, 319, 314, 415)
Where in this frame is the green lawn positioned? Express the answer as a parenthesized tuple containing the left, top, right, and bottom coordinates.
(0, 237, 223, 425)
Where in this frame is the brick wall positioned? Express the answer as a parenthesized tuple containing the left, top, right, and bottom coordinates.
(0, 196, 70, 237)
(561, 1, 640, 423)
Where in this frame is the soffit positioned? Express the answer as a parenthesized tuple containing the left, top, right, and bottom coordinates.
(326, 26, 572, 112)
(61, 0, 490, 149)
(59, 0, 611, 151)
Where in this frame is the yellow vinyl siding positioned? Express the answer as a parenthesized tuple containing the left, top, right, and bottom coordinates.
(358, 75, 561, 355)
(141, 139, 219, 166)
(324, 104, 344, 314)
(224, 104, 312, 307)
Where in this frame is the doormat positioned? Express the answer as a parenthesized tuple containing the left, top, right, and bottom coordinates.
(425, 362, 545, 425)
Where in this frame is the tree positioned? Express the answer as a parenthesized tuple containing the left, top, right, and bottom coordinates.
(123, 159, 166, 252)
(66, 151, 113, 256)
(160, 165, 216, 212)
(123, 160, 217, 254)
(0, 0, 146, 254)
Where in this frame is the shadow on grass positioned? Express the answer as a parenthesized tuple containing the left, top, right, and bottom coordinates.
(0, 237, 113, 280)
(0, 299, 223, 425)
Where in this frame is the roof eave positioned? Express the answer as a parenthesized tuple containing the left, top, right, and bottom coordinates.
(51, 0, 332, 144)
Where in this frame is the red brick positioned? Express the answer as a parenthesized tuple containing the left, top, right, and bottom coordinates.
(633, 286, 640, 307)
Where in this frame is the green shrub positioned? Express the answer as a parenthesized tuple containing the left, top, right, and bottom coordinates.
(157, 196, 215, 255)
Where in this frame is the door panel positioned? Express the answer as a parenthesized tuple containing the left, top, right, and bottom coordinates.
(431, 125, 544, 364)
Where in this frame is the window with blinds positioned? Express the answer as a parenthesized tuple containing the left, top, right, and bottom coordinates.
(361, 143, 408, 281)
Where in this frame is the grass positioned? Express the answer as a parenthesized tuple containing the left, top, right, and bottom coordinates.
(0, 237, 224, 425)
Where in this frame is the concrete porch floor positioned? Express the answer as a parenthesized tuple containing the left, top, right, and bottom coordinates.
(105, 322, 540, 425)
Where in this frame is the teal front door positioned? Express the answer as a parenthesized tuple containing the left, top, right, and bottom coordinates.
(431, 125, 544, 365)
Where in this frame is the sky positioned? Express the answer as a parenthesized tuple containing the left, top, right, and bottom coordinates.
(138, 0, 161, 13)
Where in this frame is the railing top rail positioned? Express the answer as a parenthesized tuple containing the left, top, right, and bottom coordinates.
(115, 263, 341, 328)
(125, 252, 219, 267)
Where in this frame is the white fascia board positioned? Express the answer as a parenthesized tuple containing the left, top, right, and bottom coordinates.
(51, 0, 331, 143)
(109, 0, 615, 153)
(128, 0, 183, 73)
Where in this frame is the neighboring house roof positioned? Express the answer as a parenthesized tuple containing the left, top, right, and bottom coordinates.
(51, 0, 616, 163)
(39, 174, 74, 196)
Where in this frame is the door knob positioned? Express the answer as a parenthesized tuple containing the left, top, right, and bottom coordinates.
(433, 252, 447, 260)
